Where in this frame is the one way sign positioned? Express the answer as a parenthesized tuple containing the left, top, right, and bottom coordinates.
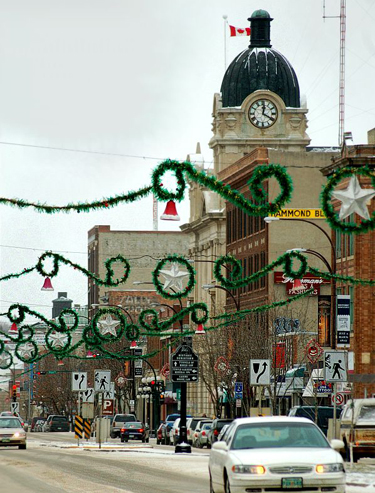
(250, 359, 270, 386)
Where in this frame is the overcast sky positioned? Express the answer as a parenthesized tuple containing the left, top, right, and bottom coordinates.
(1, 0, 374, 320)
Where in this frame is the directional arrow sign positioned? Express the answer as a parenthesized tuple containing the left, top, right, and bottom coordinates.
(250, 359, 270, 386)
(81, 388, 95, 403)
(72, 372, 88, 391)
(171, 344, 199, 383)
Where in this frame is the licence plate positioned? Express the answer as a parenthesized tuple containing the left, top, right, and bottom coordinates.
(129, 434, 134, 438)
(2, 439, 10, 443)
(282, 478, 303, 489)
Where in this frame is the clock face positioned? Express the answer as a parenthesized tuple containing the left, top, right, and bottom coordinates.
(249, 99, 278, 128)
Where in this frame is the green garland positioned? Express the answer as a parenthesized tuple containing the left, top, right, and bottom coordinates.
(152, 255, 196, 300)
(138, 302, 208, 331)
(321, 165, 375, 234)
(0, 159, 293, 217)
(309, 267, 375, 286)
(214, 251, 308, 289)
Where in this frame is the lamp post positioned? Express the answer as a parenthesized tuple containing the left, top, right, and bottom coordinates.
(265, 217, 337, 349)
(202, 283, 241, 312)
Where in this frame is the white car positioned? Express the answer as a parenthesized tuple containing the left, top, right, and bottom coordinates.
(170, 417, 181, 446)
(209, 416, 345, 493)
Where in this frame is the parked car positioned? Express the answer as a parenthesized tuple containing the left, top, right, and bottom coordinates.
(0, 416, 27, 449)
(187, 416, 208, 445)
(120, 421, 149, 443)
(156, 421, 164, 445)
(110, 414, 137, 439)
(340, 398, 375, 462)
(169, 416, 193, 445)
(217, 423, 231, 442)
(209, 416, 345, 493)
(207, 418, 233, 447)
(288, 406, 341, 436)
(192, 419, 212, 447)
(31, 417, 47, 432)
(44, 415, 70, 432)
(196, 421, 213, 448)
(162, 413, 180, 445)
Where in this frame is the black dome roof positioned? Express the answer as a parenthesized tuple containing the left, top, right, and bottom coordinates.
(221, 10, 300, 108)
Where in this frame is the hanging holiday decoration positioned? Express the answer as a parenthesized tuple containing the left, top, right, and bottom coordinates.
(153, 256, 196, 299)
(214, 250, 308, 289)
(0, 160, 293, 217)
(160, 200, 180, 220)
(41, 277, 54, 291)
(0, 251, 131, 287)
(195, 323, 205, 334)
(97, 315, 120, 337)
(0, 350, 12, 369)
(332, 175, 375, 221)
(16, 342, 37, 362)
(48, 331, 70, 349)
(321, 166, 375, 234)
(305, 339, 323, 364)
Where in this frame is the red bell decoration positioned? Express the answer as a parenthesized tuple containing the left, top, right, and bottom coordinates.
(195, 323, 205, 334)
(10, 322, 18, 333)
(290, 279, 305, 294)
(130, 340, 137, 348)
(160, 200, 180, 221)
(86, 350, 94, 358)
(57, 360, 64, 366)
(41, 277, 54, 291)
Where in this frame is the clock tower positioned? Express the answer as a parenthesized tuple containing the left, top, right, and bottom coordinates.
(210, 10, 310, 173)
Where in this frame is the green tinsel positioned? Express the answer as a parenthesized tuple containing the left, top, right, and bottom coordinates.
(309, 267, 375, 286)
(214, 251, 308, 289)
(152, 255, 196, 300)
(321, 165, 375, 234)
(138, 302, 208, 331)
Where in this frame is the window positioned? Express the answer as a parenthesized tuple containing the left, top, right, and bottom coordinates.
(336, 232, 342, 259)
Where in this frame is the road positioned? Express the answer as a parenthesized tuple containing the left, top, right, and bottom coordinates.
(0, 433, 210, 493)
(1, 433, 375, 493)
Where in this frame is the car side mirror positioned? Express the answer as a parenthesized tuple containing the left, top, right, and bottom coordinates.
(212, 441, 228, 451)
(330, 439, 345, 451)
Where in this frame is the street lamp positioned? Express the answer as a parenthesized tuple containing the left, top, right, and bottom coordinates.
(202, 284, 240, 311)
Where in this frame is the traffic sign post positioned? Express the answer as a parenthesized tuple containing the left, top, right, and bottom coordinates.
(134, 348, 143, 377)
(10, 402, 19, 414)
(171, 345, 199, 383)
(94, 370, 111, 392)
(324, 351, 347, 383)
(171, 344, 199, 454)
(71, 372, 88, 392)
(81, 388, 95, 403)
(250, 359, 271, 386)
(234, 382, 243, 399)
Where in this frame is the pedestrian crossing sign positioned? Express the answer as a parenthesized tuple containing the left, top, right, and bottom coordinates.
(324, 350, 347, 383)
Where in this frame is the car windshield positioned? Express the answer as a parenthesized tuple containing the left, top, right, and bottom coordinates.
(52, 416, 67, 421)
(125, 422, 143, 428)
(202, 423, 212, 430)
(358, 405, 375, 421)
(0, 418, 22, 428)
(115, 415, 136, 422)
(232, 422, 329, 450)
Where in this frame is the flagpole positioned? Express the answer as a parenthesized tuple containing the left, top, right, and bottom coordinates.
(223, 15, 228, 71)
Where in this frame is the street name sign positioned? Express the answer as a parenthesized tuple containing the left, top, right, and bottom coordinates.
(250, 359, 271, 386)
(72, 372, 88, 391)
(171, 344, 199, 383)
(324, 351, 347, 383)
(94, 370, 111, 392)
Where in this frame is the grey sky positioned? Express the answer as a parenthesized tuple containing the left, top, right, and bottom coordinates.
(0, 0, 374, 318)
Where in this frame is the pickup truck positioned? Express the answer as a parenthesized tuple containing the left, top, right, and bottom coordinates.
(110, 414, 137, 438)
(340, 398, 375, 461)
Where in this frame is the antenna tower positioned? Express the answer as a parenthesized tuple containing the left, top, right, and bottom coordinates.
(323, 0, 346, 145)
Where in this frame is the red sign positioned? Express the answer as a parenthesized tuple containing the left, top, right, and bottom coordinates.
(274, 272, 329, 296)
(274, 343, 286, 369)
(102, 399, 114, 415)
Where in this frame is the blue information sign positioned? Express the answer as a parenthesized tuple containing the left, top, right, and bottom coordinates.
(234, 382, 243, 399)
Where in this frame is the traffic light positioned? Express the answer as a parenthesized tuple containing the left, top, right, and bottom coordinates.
(12, 385, 17, 400)
(36, 371, 47, 375)
(160, 392, 165, 403)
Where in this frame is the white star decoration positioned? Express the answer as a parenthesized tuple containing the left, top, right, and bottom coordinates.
(18, 343, 35, 359)
(98, 315, 120, 336)
(49, 331, 68, 349)
(159, 263, 189, 292)
(332, 176, 375, 220)
(0, 351, 11, 368)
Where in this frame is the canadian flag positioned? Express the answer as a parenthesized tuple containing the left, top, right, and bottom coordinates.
(229, 25, 251, 37)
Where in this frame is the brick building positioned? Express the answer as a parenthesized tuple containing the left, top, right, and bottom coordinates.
(321, 131, 375, 398)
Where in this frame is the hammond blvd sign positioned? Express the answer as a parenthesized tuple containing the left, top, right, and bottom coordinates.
(171, 344, 199, 383)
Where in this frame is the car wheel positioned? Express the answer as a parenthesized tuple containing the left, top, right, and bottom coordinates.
(209, 473, 215, 493)
(207, 443, 211, 449)
(110, 432, 116, 439)
(146, 438, 149, 443)
(124, 438, 128, 442)
(121, 437, 125, 443)
(224, 474, 231, 493)
(156, 439, 160, 445)
(142, 438, 145, 443)
(19, 444, 26, 450)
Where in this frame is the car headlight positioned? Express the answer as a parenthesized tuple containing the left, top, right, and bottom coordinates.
(316, 464, 344, 474)
(232, 465, 266, 474)
(13, 432, 25, 438)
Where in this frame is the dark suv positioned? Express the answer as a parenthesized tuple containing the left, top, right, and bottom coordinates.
(288, 406, 341, 436)
(207, 418, 233, 447)
(45, 415, 70, 432)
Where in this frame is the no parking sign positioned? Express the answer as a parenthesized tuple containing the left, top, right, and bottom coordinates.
(332, 392, 344, 406)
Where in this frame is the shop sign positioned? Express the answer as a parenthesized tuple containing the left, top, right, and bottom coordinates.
(336, 295, 350, 347)
(274, 272, 329, 296)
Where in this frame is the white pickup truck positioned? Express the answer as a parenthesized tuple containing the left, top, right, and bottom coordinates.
(110, 414, 137, 439)
(340, 398, 375, 462)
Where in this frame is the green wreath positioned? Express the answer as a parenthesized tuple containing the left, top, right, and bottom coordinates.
(152, 255, 196, 299)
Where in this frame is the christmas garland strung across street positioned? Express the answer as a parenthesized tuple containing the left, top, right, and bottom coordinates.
(0, 159, 293, 217)
(0, 288, 313, 368)
(321, 165, 375, 234)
